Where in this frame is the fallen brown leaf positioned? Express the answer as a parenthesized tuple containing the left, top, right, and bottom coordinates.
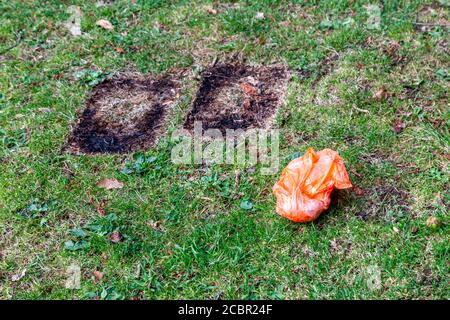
(365, 36, 375, 47)
(240, 82, 257, 96)
(386, 41, 405, 64)
(393, 119, 406, 134)
(114, 47, 124, 54)
(353, 186, 365, 196)
(96, 200, 106, 216)
(93, 270, 104, 283)
(96, 178, 124, 190)
(96, 19, 114, 30)
(109, 231, 122, 243)
(372, 86, 389, 100)
(387, 41, 400, 57)
(206, 6, 218, 15)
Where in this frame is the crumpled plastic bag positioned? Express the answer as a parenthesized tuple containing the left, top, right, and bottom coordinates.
(273, 148, 352, 222)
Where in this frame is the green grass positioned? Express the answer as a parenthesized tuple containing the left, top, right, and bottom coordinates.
(0, 0, 449, 299)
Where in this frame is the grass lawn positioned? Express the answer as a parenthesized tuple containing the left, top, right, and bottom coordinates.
(0, 0, 449, 299)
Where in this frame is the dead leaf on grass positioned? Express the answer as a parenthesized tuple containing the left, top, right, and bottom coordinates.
(96, 19, 114, 30)
(109, 231, 122, 243)
(393, 119, 406, 134)
(240, 82, 257, 96)
(96, 200, 106, 216)
(206, 6, 218, 15)
(93, 270, 104, 283)
(387, 41, 400, 56)
(372, 86, 389, 100)
(96, 178, 124, 190)
(385, 41, 406, 65)
(353, 186, 365, 196)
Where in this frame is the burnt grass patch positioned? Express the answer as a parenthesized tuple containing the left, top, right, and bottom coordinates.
(65, 73, 180, 154)
(184, 63, 289, 132)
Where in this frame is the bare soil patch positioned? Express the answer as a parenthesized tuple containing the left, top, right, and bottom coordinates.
(65, 73, 180, 154)
(184, 63, 289, 132)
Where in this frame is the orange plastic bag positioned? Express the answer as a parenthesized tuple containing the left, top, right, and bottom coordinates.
(273, 148, 352, 222)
